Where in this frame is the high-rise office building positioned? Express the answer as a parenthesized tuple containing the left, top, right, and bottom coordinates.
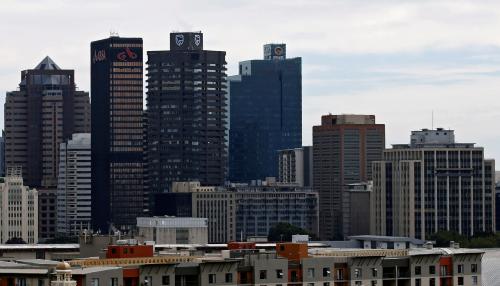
(228, 44, 301, 182)
(313, 114, 385, 240)
(0, 167, 38, 243)
(57, 133, 91, 237)
(4, 57, 90, 188)
(91, 36, 144, 232)
(371, 128, 496, 239)
(278, 146, 313, 187)
(146, 32, 227, 193)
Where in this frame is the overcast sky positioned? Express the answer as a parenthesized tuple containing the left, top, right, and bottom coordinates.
(2, 0, 500, 161)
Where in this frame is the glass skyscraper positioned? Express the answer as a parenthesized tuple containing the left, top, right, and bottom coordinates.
(228, 44, 301, 182)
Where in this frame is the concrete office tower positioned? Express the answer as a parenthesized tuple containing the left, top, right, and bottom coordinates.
(229, 44, 301, 183)
(91, 36, 144, 232)
(57, 133, 91, 237)
(4, 57, 90, 189)
(146, 32, 227, 192)
(0, 167, 38, 243)
(371, 128, 496, 239)
(278, 146, 313, 187)
(313, 114, 385, 240)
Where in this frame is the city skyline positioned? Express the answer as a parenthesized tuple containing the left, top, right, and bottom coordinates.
(2, 0, 500, 161)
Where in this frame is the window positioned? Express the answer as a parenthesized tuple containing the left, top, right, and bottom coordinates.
(143, 276, 152, 286)
(372, 268, 378, 277)
(323, 283, 330, 286)
(415, 278, 421, 286)
(440, 265, 448, 276)
(371, 281, 377, 286)
(471, 264, 477, 273)
(354, 268, 362, 279)
(458, 277, 464, 285)
(260, 270, 267, 279)
(110, 278, 118, 286)
(208, 274, 216, 284)
(323, 267, 331, 277)
(225, 273, 233, 283)
(307, 283, 314, 286)
(17, 279, 26, 286)
(308, 268, 315, 278)
(91, 279, 99, 286)
(429, 266, 436, 275)
(355, 282, 362, 286)
(161, 276, 170, 285)
(472, 276, 478, 285)
(276, 269, 284, 278)
(429, 278, 436, 286)
(457, 264, 464, 273)
(415, 266, 421, 275)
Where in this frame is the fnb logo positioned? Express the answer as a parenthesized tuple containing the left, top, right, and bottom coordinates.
(117, 47, 138, 61)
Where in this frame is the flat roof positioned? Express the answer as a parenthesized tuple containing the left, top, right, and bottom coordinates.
(348, 235, 425, 245)
(0, 268, 49, 274)
(0, 244, 79, 250)
(71, 267, 122, 275)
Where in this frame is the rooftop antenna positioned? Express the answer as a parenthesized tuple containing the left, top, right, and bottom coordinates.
(431, 110, 434, 130)
(110, 30, 119, 37)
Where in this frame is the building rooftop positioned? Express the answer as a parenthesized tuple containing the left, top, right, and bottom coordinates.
(0, 243, 79, 250)
(347, 235, 425, 245)
(34, 56, 61, 70)
(71, 266, 122, 275)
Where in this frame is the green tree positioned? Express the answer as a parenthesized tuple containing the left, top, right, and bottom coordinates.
(5, 237, 27, 244)
(268, 222, 312, 242)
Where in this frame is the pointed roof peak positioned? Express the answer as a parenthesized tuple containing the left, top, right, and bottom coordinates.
(34, 56, 61, 70)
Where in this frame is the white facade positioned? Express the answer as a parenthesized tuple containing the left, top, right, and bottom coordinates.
(0, 167, 38, 243)
(56, 133, 91, 236)
(137, 217, 208, 244)
(278, 146, 313, 187)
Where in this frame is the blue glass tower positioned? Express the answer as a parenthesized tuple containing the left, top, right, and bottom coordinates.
(229, 44, 302, 182)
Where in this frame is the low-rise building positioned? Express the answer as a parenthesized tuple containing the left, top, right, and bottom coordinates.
(153, 182, 319, 243)
(137, 217, 208, 244)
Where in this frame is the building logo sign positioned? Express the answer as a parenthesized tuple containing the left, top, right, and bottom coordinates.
(274, 46, 283, 56)
(194, 34, 201, 46)
(92, 49, 106, 64)
(175, 34, 184, 46)
(116, 47, 138, 61)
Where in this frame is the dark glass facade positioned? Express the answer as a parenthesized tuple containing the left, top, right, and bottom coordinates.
(228, 44, 301, 182)
(90, 37, 144, 232)
(146, 32, 227, 193)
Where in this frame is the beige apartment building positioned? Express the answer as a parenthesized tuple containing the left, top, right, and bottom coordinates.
(0, 167, 38, 243)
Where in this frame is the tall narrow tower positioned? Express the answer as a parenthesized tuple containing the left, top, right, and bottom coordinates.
(91, 36, 144, 232)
